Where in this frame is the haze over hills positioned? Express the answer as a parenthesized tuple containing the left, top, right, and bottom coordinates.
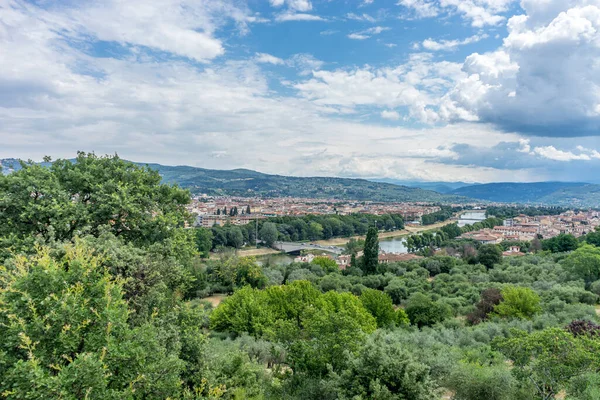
(3, 158, 600, 206)
(142, 162, 468, 203)
(370, 179, 475, 194)
(0, 158, 465, 203)
(449, 182, 600, 207)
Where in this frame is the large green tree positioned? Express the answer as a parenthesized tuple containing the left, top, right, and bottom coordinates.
(259, 222, 278, 247)
(0, 153, 191, 253)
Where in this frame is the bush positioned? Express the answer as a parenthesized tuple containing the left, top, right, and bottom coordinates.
(493, 286, 541, 319)
(446, 363, 522, 400)
(405, 293, 452, 328)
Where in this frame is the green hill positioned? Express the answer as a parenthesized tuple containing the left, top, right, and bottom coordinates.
(142, 163, 467, 203)
(451, 182, 600, 207)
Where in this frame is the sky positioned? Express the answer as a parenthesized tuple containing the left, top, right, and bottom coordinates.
(1, 0, 600, 183)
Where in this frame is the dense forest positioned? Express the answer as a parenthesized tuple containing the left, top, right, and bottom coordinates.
(1, 154, 600, 399)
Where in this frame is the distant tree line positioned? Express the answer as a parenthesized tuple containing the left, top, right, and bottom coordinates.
(421, 206, 463, 225)
(486, 205, 569, 219)
(195, 213, 405, 255)
(405, 217, 503, 253)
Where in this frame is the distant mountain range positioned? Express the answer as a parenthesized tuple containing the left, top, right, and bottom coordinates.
(143, 163, 467, 203)
(370, 178, 474, 194)
(2, 158, 599, 207)
(449, 182, 600, 207)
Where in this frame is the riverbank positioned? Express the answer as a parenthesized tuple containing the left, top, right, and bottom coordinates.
(210, 247, 281, 259)
(311, 217, 460, 247)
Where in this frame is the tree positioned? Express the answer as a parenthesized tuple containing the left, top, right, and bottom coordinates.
(493, 286, 541, 319)
(336, 332, 436, 400)
(542, 234, 579, 253)
(307, 222, 324, 240)
(467, 288, 503, 325)
(494, 328, 600, 400)
(0, 244, 183, 399)
(311, 256, 339, 274)
(360, 289, 397, 328)
(405, 293, 451, 328)
(292, 291, 376, 374)
(246, 205, 251, 214)
(226, 226, 244, 249)
(562, 244, 600, 284)
(214, 255, 265, 290)
(362, 226, 379, 275)
(210, 286, 275, 337)
(0, 153, 191, 251)
(195, 228, 213, 258)
(477, 244, 502, 269)
(260, 222, 278, 247)
(584, 227, 600, 247)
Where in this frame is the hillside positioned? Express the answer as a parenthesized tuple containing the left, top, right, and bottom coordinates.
(144, 163, 467, 203)
(0, 158, 467, 203)
(371, 178, 474, 194)
(450, 182, 600, 206)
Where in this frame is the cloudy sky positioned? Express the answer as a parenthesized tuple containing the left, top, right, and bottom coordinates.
(1, 0, 600, 183)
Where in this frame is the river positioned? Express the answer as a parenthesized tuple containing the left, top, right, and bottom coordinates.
(458, 211, 487, 227)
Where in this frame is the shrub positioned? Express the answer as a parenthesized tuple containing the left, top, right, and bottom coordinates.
(493, 286, 541, 319)
(405, 293, 452, 328)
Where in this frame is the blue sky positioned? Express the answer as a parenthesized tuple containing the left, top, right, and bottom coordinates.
(1, 0, 600, 183)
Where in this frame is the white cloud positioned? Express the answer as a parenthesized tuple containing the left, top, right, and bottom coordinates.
(294, 54, 464, 122)
(381, 110, 401, 120)
(398, 0, 440, 18)
(532, 146, 591, 161)
(255, 53, 285, 65)
(275, 12, 325, 21)
(399, 0, 517, 27)
(270, 0, 312, 12)
(421, 34, 488, 51)
(0, 1, 532, 183)
(346, 13, 376, 22)
(347, 26, 390, 40)
(440, 0, 600, 136)
(3, 0, 600, 184)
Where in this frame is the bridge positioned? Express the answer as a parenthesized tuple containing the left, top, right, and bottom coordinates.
(273, 242, 344, 255)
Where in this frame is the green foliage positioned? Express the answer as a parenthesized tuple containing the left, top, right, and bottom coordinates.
(542, 234, 579, 253)
(494, 328, 600, 400)
(311, 256, 339, 274)
(477, 244, 502, 269)
(493, 286, 541, 319)
(362, 226, 379, 275)
(0, 153, 191, 253)
(486, 206, 567, 219)
(0, 244, 182, 399)
(360, 288, 397, 328)
(195, 228, 214, 258)
(259, 222, 278, 247)
(562, 243, 600, 284)
(335, 332, 436, 400)
(446, 362, 522, 400)
(421, 206, 462, 225)
(405, 293, 451, 328)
